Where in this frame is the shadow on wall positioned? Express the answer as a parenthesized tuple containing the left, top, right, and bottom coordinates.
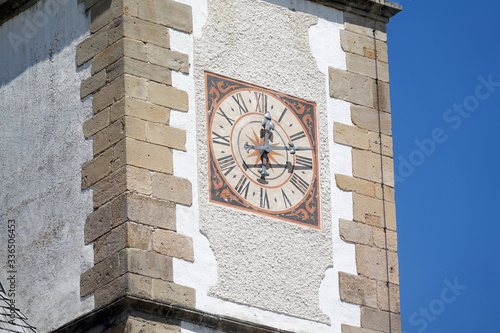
(264, 0, 343, 24)
(0, 0, 91, 87)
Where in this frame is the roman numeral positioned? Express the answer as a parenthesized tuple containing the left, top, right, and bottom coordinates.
(217, 155, 236, 176)
(235, 175, 250, 199)
(260, 188, 270, 209)
(217, 107, 234, 125)
(232, 93, 250, 114)
(290, 131, 306, 142)
(281, 189, 292, 208)
(212, 131, 230, 146)
(254, 92, 267, 113)
(290, 173, 309, 195)
(295, 156, 313, 169)
(278, 107, 288, 123)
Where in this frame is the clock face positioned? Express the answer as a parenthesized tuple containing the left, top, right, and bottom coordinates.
(205, 72, 320, 228)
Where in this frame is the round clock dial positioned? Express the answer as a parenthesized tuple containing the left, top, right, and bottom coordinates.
(206, 73, 320, 228)
(211, 90, 314, 212)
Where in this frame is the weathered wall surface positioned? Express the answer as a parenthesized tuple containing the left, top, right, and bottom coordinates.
(172, 0, 359, 331)
(0, 0, 93, 331)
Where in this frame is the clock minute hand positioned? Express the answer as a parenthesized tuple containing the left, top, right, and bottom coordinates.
(244, 142, 313, 154)
(285, 142, 314, 154)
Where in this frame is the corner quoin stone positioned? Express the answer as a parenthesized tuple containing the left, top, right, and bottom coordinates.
(329, 67, 373, 107)
(339, 272, 378, 308)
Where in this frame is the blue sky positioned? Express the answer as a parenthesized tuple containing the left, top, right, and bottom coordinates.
(388, 0, 500, 332)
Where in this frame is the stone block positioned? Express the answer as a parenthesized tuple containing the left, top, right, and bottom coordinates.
(123, 74, 148, 100)
(90, 0, 138, 33)
(341, 29, 372, 55)
(82, 140, 125, 189)
(385, 200, 397, 231)
(335, 174, 375, 197)
(124, 248, 173, 282)
(148, 44, 189, 74)
(339, 272, 377, 308)
(148, 82, 189, 111)
(360, 307, 401, 333)
(152, 279, 196, 307)
(93, 223, 127, 264)
(81, 70, 107, 99)
(352, 149, 381, 184)
(373, 80, 391, 113)
(110, 97, 170, 123)
(83, 107, 110, 139)
(375, 41, 388, 64)
(371, 228, 397, 252)
(369, 133, 393, 158)
(344, 12, 387, 41)
(124, 116, 146, 141)
(372, 227, 386, 250)
(146, 122, 186, 151)
(93, 76, 127, 114)
(377, 281, 400, 313)
(93, 222, 153, 264)
(108, 15, 170, 48)
(356, 245, 399, 284)
(124, 138, 174, 174)
(93, 166, 128, 208)
(353, 193, 383, 226)
(94, 273, 153, 308)
(374, 185, 395, 204)
(93, 118, 125, 155)
(339, 219, 374, 246)
(340, 29, 388, 63)
(126, 165, 153, 195)
(85, 201, 112, 245)
(152, 229, 194, 262)
(151, 172, 192, 206)
(384, 186, 395, 203)
(76, 28, 108, 67)
(363, 48, 376, 60)
(329, 67, 373, 108)
(341, 324, 382, 333)
(107, 57, 172, 85)
(346, 53, 389, 83)
(383, 156, 394, 188)
(125, 318, 148, 333)
(92, 38, 148, 75)
(351, 104, 392, 136)
(125, 193, 176, 230)
(334, 122, 370, 150)
(80, 250, 124, 297)
(127, 222, 153, 250)
(137, 0, 193, 33)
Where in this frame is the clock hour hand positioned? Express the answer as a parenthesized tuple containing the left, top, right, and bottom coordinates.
(262, 111, 274, 147)
(244, 111, 274, 153)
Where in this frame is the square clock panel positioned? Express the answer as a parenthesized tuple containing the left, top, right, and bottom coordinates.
(205, 72, 320, 228)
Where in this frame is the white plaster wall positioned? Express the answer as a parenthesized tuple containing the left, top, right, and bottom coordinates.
(172, 0, 360, 332)
(0, 1, 94, 331)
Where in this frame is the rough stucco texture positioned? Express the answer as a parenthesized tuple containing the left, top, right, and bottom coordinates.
(194, 0, 337, 323)
(0, 1, 94, 332)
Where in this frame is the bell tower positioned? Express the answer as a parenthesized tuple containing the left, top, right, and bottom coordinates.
(0, 0, 401, 332)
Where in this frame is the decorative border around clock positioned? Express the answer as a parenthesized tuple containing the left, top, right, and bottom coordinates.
(205, 72, 320, 228)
